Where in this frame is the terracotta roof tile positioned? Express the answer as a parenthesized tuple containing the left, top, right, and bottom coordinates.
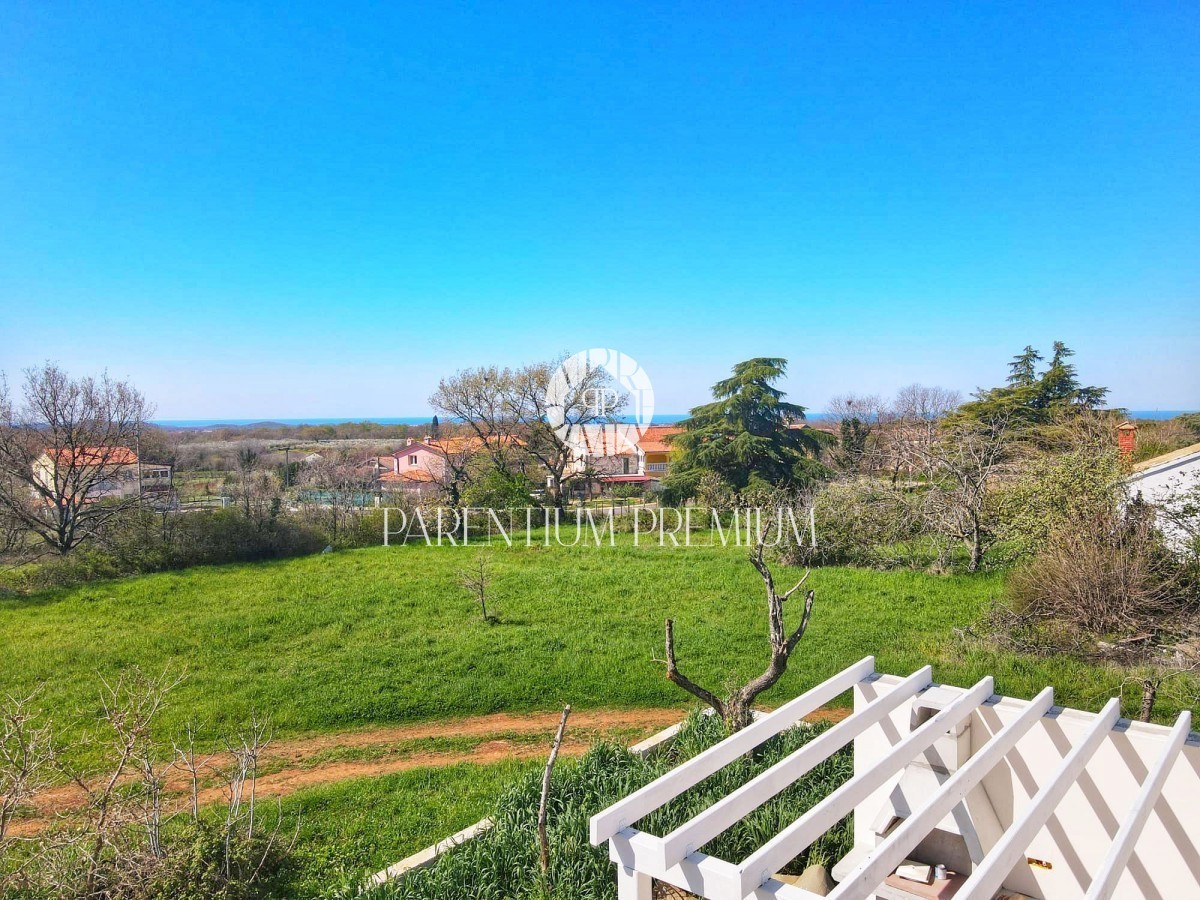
(43, 446, 138, 466)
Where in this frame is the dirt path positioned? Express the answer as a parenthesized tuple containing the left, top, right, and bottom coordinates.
(11, 706, 850, 836)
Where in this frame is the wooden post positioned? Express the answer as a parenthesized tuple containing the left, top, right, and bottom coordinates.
(1140, 677, 1156, 722)
(538, 705, 571, 882)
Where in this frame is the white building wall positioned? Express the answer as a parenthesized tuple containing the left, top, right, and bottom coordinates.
(1126, 448, 1200, 549)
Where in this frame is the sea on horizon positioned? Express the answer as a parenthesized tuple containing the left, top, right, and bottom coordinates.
(152, 410, 1195, 429)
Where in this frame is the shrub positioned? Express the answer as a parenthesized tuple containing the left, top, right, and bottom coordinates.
(0, 672, 294, 900)
(6, 508, 328, 593)
(1130, 417, 1200, 464)
(460, 470, 536, 510)
(608, 483, 644, 500)
(998, 446, 1123, 559)
(1175, 413, 1200, 436)
(147, 819, 292, 900)
(658, 470, 700, 507)
(782, 479, 926, 569)
(1005, 512, 1179, 637)
(337, 507, 390, 549)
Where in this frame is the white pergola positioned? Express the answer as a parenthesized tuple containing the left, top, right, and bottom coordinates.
(590, 657, 1197, 900)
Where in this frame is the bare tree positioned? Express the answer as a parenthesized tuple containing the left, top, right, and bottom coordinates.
(232, 445, 260, 517)
(0, 689, 53, 846)
(431, 357, 626, 510)
(301, 450, 377, 541)
(894, 383, 962, 425)
(459, 552, 496, 623)
(885, 384, 961, 481)
(429, 366, 525, 476)
(221, 712, 272, 874)
(53, 666, 184, 895)
(510, 358, 626, 510)
(663, 511, 816, 730)
(0, 506, 26, 561)
(226, 443, 280, 527)
(172, 719, 214, 822)
(827, 393, 888, 474)
(1121, 657, 1200, 723)
(918, 417, 1009, 572)
(0, 364, 152, 555)
(426, 437, 481, 506)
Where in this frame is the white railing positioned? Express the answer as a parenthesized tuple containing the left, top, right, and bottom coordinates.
(590, 661, 1197, 900)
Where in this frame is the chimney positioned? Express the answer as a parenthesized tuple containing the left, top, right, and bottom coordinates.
(1118, 420, 1137, 467)
(406, 438, 414, 446)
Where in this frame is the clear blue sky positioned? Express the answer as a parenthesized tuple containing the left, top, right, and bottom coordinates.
(1, 2, 1197, 418)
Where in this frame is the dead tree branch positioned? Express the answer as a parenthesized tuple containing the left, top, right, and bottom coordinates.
(662, 509, 817, 730)
(537, 705, 571, 884)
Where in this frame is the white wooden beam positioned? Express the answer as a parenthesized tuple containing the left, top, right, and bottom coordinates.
(734, 676, 995, 897)
(609, 828, 822, 900)
(1085, 710, 1192, 900)
(658, 666, 933, 869)
(827, 686, 1056, 900)
(610, 827, 756, 900)
(617, 865, 653, 899)
(957, 697, 1122, 900)
(590, 657, 876, 845)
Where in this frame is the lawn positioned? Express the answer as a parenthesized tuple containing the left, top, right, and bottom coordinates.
(0, 536, 1165, 752)
(278, 759, 539, 897)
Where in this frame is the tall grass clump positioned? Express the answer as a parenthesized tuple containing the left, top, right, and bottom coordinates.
(359, 712, 851, 900)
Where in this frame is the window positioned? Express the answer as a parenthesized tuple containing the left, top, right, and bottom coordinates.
(622, 457, 630, 474)
(409, 455, 418, 465)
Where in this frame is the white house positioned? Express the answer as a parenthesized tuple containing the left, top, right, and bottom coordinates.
(32, 446, 172, 500)
(1124, 430, 1200, 551)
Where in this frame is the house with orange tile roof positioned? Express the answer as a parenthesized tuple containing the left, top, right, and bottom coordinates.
(366, 426, 686, 499)
(637, 425, 682, 479)
(366, 436, 485, 496)
(583, 424, 683, 493)
(32, 446, 172, 500)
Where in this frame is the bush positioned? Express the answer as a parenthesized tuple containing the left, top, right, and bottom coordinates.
(658, 470, 700, 507)
(998, 446, 1123, 559)
(147, 819, 291, 900)
(5, 508, 328, 593)
(5, 547, 127, 591)
(336, 507, 390, 549)
(1005, 512, 1180, 638)
(783, 479, 927, 569)
(1174, 413, 1200, 436)
(608, 483, 644, 500)
(460, 470, 536, 510)
(0, 671, 293, 900)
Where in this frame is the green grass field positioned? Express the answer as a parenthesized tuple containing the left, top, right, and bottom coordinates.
(4, 538, 1190, 897)
(279, 760, 539, 896)
(0, 536, 1167, 751)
